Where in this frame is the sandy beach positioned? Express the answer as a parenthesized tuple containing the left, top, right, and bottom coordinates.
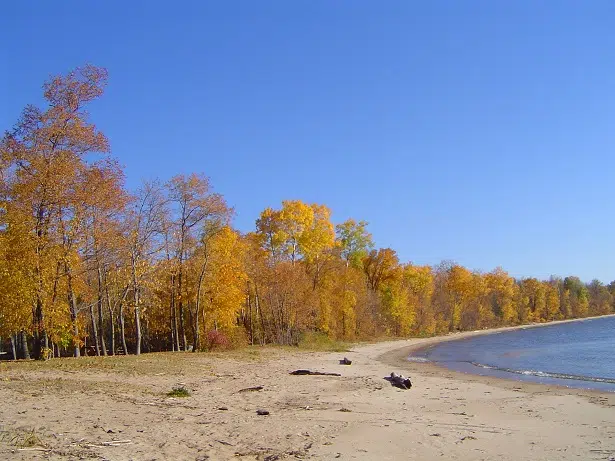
(1, 328, 614, 460)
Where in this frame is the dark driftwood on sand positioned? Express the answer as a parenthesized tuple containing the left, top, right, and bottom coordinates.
(339, 357, 352, 365)
(238, 386, 264, 393)
(289, 370, 342, 376)
(385, 372, 412, 390)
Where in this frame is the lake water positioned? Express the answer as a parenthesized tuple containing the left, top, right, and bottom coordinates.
(408, 315, 615, 392)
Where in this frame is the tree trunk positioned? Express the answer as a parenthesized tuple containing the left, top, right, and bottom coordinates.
(104, 280, 115, 356)
(89, 302, 100, 356)
(119, 301, 128, 355)
(190, 305, 198, 353)
(33, 297, 44, 360)
(43, 331, 49, 357)
(170, 274, 178, 351)
(134, 305, 142, 355)
(134, 287, 142, 355)
(20, 330, 30, 360)
(10, 335, 17, 360)
(66, 264, 81, 357)
(107, 303, 115, 356)
(248, 285, 254, 345)
(255, 284, 266, 345)
(174, 299, 180, 351)
(131, 257, 142, 355)
(134, 296, 142, 355)
(170, 304, 176, 352)
(177, 267, 187, 351)
(97, 267, 107, 356)
(170, 305, 175, 351)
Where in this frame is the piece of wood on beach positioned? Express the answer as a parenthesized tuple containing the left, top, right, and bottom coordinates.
(385, 372, 412, 390)
(339, 357, 352, 365)
(289, 369, 342, 376)
(238, 386, 264, 393)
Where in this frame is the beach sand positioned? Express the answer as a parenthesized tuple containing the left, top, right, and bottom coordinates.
(1, 330, 614, 460)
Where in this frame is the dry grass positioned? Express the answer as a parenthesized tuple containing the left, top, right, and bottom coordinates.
(0, 427, 45, 449)
(296, 332, 352, 352)
(0, 346, 293, 380)
(0, 342, 352, 382)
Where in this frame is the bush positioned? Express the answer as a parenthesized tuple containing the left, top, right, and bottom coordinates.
(167, 386, 191, 398)
(203, 327, 248, 351)
(204, 330, 229, 351)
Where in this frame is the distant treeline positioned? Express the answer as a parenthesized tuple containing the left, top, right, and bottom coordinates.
(1, 66, 613, 360)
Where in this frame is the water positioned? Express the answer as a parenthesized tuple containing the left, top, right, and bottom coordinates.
(409, 315, 615, 392)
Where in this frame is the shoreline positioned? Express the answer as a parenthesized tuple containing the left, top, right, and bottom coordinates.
(375, 313, 615, 398)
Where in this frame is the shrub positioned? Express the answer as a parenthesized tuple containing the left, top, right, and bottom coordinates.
(167, 386, 191, 398)
(204, 330, 230, 351)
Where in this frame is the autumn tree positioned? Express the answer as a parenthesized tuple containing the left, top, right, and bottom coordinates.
(336, 219, 373, 269)
(189, 227, 247, 350)
(1, 65, 110, 358)
(484, 268, 517, 325)
(587, 280, 613, 316)
(404, 265, 435, 335)
(124, 181, 166, 355)
(167, 173, 230, 351)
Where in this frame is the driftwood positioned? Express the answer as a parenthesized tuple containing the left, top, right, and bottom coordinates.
(385, 372, 412, 390)
(238, 386, 264, 393)
(339, 357, 352, 365)
(289, 369, 341, 376)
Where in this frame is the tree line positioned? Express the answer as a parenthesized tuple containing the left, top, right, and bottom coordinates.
(1, 66, 613, 360)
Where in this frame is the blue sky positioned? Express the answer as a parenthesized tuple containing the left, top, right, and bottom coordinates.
(2, 1, 615, 282)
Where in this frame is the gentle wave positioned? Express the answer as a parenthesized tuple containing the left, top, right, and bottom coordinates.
(407, 356, 430, 363)
(470, 362, 615, 385)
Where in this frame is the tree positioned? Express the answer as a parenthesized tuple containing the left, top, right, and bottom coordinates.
(0, 215, 36, 358)
(125, 181, 166, 355)
(404, 265, 435, 335)
(336, 219, 373, 269)
(484, 268, 517, 324)
(563, 276, 589, 318)
(440, 263, 474, 331)
(167, 173, 230, 351)
(362, 248, 400, 292)
(1, 65, 110, 359)
(191, 227, 247, 350)
(587, 280, 613, 316)
(80, 160, 128, 356)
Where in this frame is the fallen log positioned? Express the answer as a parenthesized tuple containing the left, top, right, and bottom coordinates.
(385, 372, 412, 390)
(289, 369, 342, 376)
(339, 357, 352, 365)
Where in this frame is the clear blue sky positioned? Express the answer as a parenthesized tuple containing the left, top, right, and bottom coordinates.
(2, 1, 614, 283)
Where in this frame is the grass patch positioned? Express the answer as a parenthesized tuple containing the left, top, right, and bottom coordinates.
(297, 332, 351, 352)
(166, 386, 191, 398)
(0, 428, 45, 448)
